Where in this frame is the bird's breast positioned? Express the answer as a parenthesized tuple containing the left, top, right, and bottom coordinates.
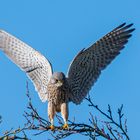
(47, 84, 69, 105)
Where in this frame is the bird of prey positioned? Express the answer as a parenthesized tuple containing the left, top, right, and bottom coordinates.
(0, 23, 135, 130)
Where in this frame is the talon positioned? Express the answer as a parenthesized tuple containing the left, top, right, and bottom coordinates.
(63, 123, 69, 129)
(49, 125, 55, 130)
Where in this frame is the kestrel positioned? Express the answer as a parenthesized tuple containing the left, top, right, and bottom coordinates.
(0, 23, 135, 129)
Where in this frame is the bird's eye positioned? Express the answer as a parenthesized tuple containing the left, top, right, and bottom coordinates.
(55, 79, 58, 83)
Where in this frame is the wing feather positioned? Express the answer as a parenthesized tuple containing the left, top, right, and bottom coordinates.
(67, 23, 135, 104)
(0, 30, 53, 102)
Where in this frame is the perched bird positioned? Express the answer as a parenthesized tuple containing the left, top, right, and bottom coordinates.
(0, 23, 135, 130)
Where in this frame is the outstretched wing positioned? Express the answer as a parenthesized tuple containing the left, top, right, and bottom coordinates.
(0, 30, 53, 102)
(67, 23, 135, 104)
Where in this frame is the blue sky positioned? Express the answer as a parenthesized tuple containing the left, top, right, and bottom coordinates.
(0, 0, 139, 140)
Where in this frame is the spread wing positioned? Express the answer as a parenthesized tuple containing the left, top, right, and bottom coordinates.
(0, 30, 53, 102)
(67, 23, 135, 104)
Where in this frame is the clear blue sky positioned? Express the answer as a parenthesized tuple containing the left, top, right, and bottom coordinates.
(0, 0, 139, 140)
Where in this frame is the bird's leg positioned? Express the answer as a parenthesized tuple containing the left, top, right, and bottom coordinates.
(61, 102, 69, 129)
(48, 102, 55, 130)
(49, 118, 55, 130)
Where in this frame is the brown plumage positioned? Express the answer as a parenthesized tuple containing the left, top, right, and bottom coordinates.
(47, 72, 70, 128)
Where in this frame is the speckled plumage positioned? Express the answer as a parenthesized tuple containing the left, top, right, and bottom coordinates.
(47, 82, 70, 105)
(0, 23, 135, 127)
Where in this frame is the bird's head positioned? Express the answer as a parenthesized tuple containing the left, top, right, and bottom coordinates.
(50, 72, 66, 87)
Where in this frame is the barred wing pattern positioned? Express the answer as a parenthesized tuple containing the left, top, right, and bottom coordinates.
(68, 23, 135, 104)
(0, 30, 53, 102)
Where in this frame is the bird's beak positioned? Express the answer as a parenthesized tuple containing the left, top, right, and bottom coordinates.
(57, 80, 63, 87)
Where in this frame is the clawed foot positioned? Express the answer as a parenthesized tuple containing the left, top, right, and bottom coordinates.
(48, 124, 69, 130)
(63, 123, 69, 129)
(49, 125, 55, 131)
